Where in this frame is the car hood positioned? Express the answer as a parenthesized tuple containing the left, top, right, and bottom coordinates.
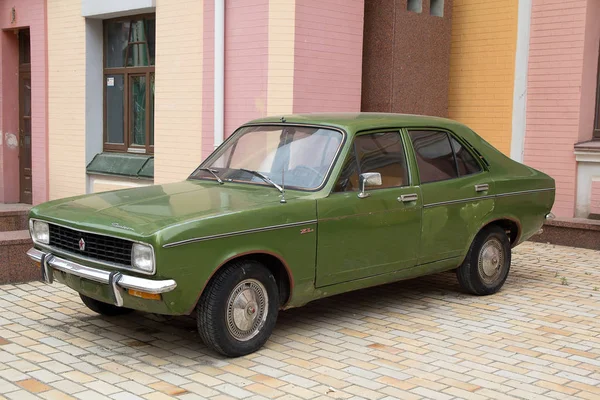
(31, 180, 309, 237)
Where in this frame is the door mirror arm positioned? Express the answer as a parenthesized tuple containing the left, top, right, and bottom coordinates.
(357, 172, 382, 198)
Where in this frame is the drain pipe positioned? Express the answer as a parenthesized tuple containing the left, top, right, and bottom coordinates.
(214, 0, 225, 149)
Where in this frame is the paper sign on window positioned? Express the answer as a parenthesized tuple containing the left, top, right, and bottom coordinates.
(106, 77, 115, 87)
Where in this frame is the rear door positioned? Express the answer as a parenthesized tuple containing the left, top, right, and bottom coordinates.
(315, 130, 422, 287)
(407, 129, 495, 264)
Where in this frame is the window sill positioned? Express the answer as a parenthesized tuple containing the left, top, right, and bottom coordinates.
(86, 152, 154, 179)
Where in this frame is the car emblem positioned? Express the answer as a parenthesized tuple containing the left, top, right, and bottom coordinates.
(111, 222, 134, 231)
(79, 238, 86, 251)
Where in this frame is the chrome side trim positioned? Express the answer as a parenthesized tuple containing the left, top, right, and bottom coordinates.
(423, 188, 554, 209)
(26, 248, 177, 295)
(494, 187, 555, 198)
(30, 218, 156, 276)
(424, 195, 495, 208)
(163, 219, 318, 248)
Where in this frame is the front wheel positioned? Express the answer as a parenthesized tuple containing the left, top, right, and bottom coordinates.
(197, 260, 279, 357)
(457, 225, 511, 295)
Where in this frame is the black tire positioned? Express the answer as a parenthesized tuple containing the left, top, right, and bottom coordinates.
(457, 225, 511, 295)
(197, 260, 279, 357)
(80, 294, 133, 316)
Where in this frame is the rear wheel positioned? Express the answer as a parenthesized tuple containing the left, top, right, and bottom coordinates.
(457, 225, 511, 295)
(197, 260, 279, 357)
(80, 294, 133, 316)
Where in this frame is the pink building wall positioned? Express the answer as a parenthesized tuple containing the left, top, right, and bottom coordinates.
(224, 0, 269, 140)
(293, 0, 364, 113)
(0, 0, 48, 204)
(524, 0, 591, 217)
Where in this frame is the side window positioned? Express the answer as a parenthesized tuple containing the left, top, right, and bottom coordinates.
(334, 131, 408, 192)
(409, 130, 458, 183)
(450, 136, 482, 176)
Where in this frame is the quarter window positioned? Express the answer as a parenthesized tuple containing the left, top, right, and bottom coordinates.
(450, 136, 482, 176)
(334, 132, 408, 192)
(409, 130, 482, 184)
(104, 15, 155, 154)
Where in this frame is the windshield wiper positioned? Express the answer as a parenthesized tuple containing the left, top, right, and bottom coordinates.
(240, 168, 284, 194)
(198, 168, 223, 184)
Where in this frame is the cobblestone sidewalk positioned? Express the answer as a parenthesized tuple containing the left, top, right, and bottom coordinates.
(1, 242, 600, 400)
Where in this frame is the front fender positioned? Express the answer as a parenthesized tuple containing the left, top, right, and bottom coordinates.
(155, 221, 318, 315)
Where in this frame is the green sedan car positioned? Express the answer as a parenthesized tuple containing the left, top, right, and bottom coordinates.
(27, 113, 555, 356)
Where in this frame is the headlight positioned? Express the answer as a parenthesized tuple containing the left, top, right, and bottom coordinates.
(131, 243, 155, 273)
(30, 220, 50, 244)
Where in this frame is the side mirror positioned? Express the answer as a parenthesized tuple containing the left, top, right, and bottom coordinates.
(358, 172, 382, 198)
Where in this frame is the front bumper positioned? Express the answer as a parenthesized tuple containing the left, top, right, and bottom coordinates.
(27, 248, 177, 307)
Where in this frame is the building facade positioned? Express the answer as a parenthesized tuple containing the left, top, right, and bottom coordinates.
(2, 0, 600, 222)
(0, 0, 48, 205)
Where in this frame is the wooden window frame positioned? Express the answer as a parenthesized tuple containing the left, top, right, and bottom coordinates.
(594, 44, 600, 139)
(103, 14, 155, 154)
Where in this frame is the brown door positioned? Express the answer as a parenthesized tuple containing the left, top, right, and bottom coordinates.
(19, 30, 32, 204)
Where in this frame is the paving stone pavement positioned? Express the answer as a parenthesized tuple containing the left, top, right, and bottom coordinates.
(1, 241, 600, 400)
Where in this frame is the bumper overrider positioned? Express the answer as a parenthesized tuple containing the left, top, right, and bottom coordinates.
(27, 248, 177, 307)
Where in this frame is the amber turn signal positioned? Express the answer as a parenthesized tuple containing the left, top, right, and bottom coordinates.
(128, 289, 161, 300)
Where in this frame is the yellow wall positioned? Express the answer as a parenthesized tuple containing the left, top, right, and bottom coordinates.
(47, 0, 87, 199)
(153, 0, 204, 184)
(448, 0, 518, 155)
(267, 0, 295, 116)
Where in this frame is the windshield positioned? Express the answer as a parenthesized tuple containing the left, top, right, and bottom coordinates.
(190, 125, 344, 190)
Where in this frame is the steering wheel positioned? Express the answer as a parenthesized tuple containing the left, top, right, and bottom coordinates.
(292, 165, 323, 187)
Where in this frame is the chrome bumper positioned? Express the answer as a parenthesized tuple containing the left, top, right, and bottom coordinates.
(27, 248, 177, 307)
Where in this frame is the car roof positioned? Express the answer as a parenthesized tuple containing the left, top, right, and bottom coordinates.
(246, 112, 466, 134)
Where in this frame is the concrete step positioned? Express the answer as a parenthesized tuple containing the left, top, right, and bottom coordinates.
(529, 217, 600, 250)
(0, 204, 30, 232)
(0, 230, 39, 284)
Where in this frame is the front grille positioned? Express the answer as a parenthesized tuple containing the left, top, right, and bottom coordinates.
(48, 224, 132, 266)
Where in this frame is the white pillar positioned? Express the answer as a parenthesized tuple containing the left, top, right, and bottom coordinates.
(214, 0, 225, 148)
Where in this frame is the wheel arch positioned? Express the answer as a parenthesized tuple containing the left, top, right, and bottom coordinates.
(482, 217, 521, 247)
(188, 250, 294, 314)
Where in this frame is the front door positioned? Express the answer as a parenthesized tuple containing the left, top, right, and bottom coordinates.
(19, 30, 32, 204)
(316, 130, 422, 287)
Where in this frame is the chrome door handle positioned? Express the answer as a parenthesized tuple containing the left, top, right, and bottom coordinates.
(399, 193, 418, 203)
(475, 184, 489, 192)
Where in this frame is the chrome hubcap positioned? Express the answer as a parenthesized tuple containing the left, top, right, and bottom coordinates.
(478, 238, 504, 284)
(226, 279, 268, 341)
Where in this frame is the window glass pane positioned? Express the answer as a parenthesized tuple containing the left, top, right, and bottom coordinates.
(129, 20, 146, 42)
(130, 76, 146, 146)
(106, 21, 130, 68)
(147, 19, 156, 65)
(197, 126, 343, 190)
(355, 132, 407, 188)
(450, 136, 481, 176)
(409, 130, 458, 183)
(106, 74, 124, 144)
(126, 20, 149, 67)
(334, 147, 359, 192)
(150, 73, 155, 146)
(127, 43, 149, 67)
